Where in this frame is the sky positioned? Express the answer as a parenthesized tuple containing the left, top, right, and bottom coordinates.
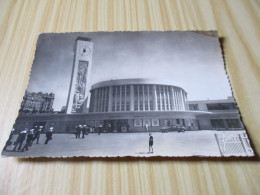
(27, 31, 232, 111)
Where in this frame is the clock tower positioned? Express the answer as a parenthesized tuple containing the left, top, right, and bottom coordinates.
(66, 37, 93, 114)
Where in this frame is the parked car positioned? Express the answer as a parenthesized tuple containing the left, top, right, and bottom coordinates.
(161, 125, 186, 133)
(161, 126, 169, 133)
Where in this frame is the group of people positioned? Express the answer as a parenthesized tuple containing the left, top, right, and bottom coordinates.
(73, 123, 105, 137)
(73, 125, 90, 138)
(3, 126, 54, 152)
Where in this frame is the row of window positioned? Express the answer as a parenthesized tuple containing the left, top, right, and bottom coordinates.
(89, 85, 187, 112)
(134, 85, 153, 111)
(112, 85, 130, 111)
(211, 119, 242, 129)
(188, 103, 237, 111)
(89, 87, 109, 112)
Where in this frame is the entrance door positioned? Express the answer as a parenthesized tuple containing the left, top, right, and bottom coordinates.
(105, 120, 128, 132)
(104, 120, 114, 132)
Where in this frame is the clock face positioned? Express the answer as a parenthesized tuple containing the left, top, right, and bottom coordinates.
(79, 45, 91, 57)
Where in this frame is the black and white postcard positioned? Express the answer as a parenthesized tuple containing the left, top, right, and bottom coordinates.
(1, 31, 255, 158)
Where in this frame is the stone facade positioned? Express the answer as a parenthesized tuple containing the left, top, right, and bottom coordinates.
(19, 91, 54, 113)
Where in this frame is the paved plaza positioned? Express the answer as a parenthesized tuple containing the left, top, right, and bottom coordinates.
(2, 130, 250, 158)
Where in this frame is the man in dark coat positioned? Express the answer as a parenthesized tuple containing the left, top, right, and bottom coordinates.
(76, 125, 81, 139)
(21, 129, 34, 152)
(3, 128, 15, 151)
(13, 129, 28, 151)
(98, 124, 102, 135)
(45, 127, 53, 144)
(33, 126, 42, 144)
(82, 125, 87, 138)
(149, 133, 153, 153)
(73, 125, 78, 138)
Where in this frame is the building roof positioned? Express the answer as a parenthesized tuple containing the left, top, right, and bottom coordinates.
(91, 78, 186, 91)
(187, 96, 235, 104)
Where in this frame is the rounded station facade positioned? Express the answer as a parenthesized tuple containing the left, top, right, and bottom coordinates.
(89, 78, 188, 113)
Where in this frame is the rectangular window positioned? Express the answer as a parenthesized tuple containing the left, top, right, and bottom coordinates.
(134, 86, 138, 95)
(189, 104, 199, 111)
(134, 119, 143, 127)
(226, 119, 241, 129)
(145, 100, 148, 110)
(122, 86, 125, 98)
(113, 86, 116, 98)
(126, 102, 130, 111)
(112, 102, 116, 111)
(211, 119, 225, 129)
(116, 102, 120, 111)
(116, 86, 120, 97)
(151, 119, 159, 126)
(126, 85, 130, 96)
(150, 101, 153, 111)
(207, 103, 237, 110)
(134, 100, 138, 111)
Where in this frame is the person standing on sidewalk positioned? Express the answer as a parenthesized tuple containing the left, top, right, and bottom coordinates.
(45, 127, 53, 144)
(82, 125, 87, 138)
(98, 124, 102, 135)
(149, 133, 153, 153)
(13, 129, 27, 151)
(21, 129, 34, 152)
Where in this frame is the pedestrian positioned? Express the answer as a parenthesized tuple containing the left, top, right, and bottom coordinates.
(77, 125, 82, 138)
(145, 123, 149, 132)
(82, 125, 87, 138)
(3, 128, 15, 151)
(13, 129, 28, 151)
(21, 129, 34, 152)
(126, 123, 129, 132)
(149, 133, 153, 153)
(45, 127, 53, 144)
(108, 123, 112, 132)
(73, 125, 78, 138)
(98, 124, 102, 135)
(33, 126, 42, 144)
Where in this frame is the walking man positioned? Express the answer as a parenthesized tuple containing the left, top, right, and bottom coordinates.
(73, 125, 78, 138)
(98, 124, 102, 135)
(45, 127, 53, 144)
(82, 125, 87, 138)
(13, 129, 28, 151)
(77, 125, 82, 138)
(149, 133, 153, 153)
(33, 126, 42, 144)
(21, 129, 34, 152)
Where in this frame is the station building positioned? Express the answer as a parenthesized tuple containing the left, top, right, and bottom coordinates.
(187, 97, 243, 130)
(13, 78, 244, 133)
